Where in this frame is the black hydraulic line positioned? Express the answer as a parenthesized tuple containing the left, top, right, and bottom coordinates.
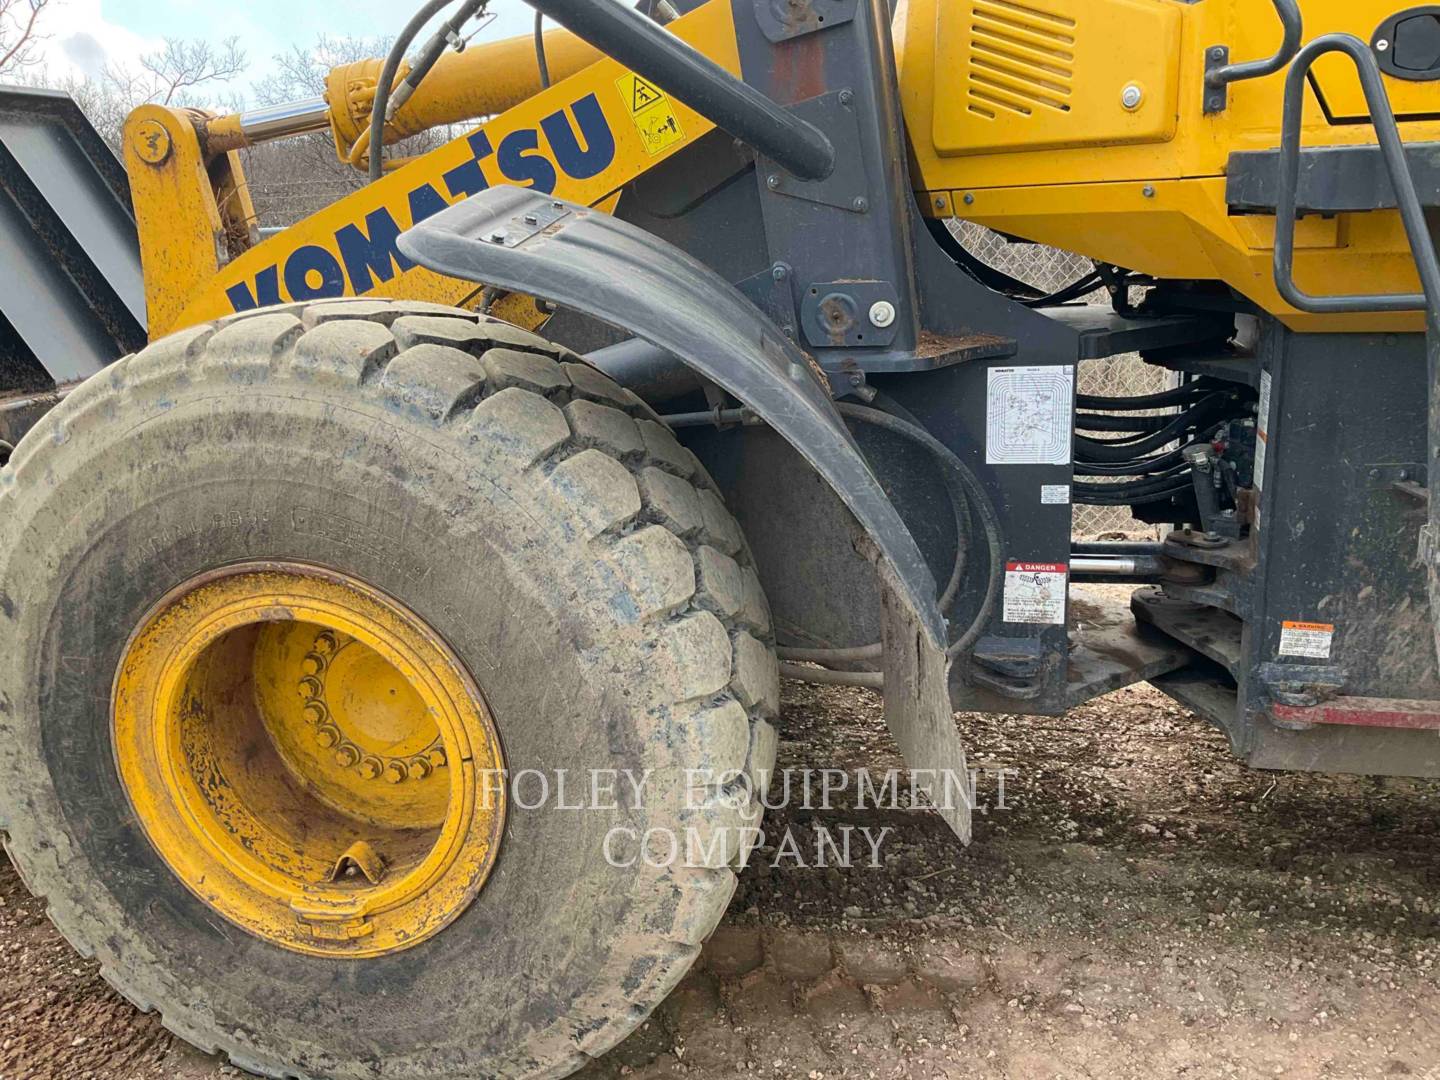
(369, 0, 483, 183)
(1073, 448, 1187, 477)
(526, 0, 835, 181)
(1078, 482, 1192, 507)
(1024, 272, 1104, 308)
(1076, 384, 1208, 412)
(1075, 411, 1190, 434)
(835, 404, 1005, 659)
(533, 10, 551, 89)
(922, 217, 1108, 307)
(1074, 471, 1192, 500)
(923, 217, 1045, 299)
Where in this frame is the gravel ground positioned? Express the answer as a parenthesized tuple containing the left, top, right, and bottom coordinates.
(5, 677, 1440, 1079)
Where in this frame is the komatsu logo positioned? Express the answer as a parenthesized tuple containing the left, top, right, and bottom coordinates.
(225, 94, 615, 313)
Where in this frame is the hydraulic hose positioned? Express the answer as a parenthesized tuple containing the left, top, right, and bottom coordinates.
(369, 0, 484, 183)
(775, 404, 1004, 672)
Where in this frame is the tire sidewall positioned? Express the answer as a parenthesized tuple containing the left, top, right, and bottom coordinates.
(0, 379, 717, 1076)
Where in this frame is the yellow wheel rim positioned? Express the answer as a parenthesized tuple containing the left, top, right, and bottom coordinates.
(113, 562, 505, 958)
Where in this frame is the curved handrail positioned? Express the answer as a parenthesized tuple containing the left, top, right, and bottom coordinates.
(1203, 0, 1303, 112)
(1272, 34, 1440, 315)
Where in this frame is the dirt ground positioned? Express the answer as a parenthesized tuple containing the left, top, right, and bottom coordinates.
(5, 677, 1440, 1080)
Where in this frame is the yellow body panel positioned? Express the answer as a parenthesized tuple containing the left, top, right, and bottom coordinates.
(900, 0, 1440, 332)
(932, 0, 1183, 156)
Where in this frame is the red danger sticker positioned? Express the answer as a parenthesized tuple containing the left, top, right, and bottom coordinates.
(1003, 562, 1067, 625)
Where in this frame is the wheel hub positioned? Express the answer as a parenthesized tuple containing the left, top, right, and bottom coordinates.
(113, 562, 505, 958)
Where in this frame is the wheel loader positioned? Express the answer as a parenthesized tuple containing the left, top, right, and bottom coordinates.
(0, 0, 1437, 1075)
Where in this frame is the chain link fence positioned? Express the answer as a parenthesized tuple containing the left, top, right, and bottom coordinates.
(953, 223, 1171, 538)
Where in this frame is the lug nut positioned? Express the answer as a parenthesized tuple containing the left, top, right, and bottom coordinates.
(359, 757, 383, 780)
(385, 762, 407, 784)
(335, 745, 360, 768)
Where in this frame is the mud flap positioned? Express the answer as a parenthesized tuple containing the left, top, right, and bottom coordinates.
(401, 186, 971, 842)
(878, 560, 972, 844)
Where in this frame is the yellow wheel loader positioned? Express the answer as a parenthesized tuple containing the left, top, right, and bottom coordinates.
(0, 0, 1437, 1076)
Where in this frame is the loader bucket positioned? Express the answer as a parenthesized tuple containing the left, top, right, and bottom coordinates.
(0, 85, 146, 392)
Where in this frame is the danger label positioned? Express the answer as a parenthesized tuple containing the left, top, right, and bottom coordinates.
(1003, 561, 1068, 625)
(615, 73, 685, 155)
(1279, 620, 1334, 659)
(1040, 484, 1071, 505)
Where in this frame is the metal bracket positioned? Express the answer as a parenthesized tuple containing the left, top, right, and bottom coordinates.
(1203, 46, 1233, 114)
(753, 0, 859, 42)
(800, 279, 900, 349)
(758, 90, 867, 211)
(1258, 661, 1347, 712)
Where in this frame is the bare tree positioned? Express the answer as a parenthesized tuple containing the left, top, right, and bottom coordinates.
(0, 0, 50, 75)
(103, 36, 247, 107)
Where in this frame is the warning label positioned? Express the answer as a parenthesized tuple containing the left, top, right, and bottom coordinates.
(1279, 620, 1334, 659)
(1003, 561, 1068, 625)
(1041, 484, 1071, 505)
(615, 73, 685, 156)
(986, 366, 1074, 465)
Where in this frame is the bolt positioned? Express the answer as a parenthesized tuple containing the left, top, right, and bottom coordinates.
(489, 231, 506, 243)
(848, 372, 864, 387)
(781, 324, 796, 339)
(551, 200, 564, 209)
(522, 213, 538, 225)
(868, 300, 896, 328)
(1370, 468, 1383, 480)
(963, 192, 975, 205)
(359, 757, 382, 780)
(1208, 95, 1225, 111)
(302, 703, 326, 725)
(428, 747, 448, 768)
(771, 263, 789, 281)
(409, 759, 432, 781)
(1143, 185, 1156, 198)
(852, 196, 869, 213)
(766, 173, 780, 190)
(335, 745, 360, 768)
(132, 119, 172, 166)
(315, 726, 339, 749)
(1399, 468, 1411, 481)
(385, 761, 407, 784)
(1211, 46, 1227, 60)
(838, 89, 854, 106)
(1376, 38, 1390, 52)
(935, 196, 948, 211)
(1121, 83, 1144, 110)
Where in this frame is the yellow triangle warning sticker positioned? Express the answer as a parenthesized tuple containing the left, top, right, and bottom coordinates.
(614, 72, 687, 156)
(627, 75, 663, 115)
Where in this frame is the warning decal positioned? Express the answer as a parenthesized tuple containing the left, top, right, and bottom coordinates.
(1041, 484, 1071, 505)
(986, 366, 1074, 465)
(1003, 561, 1068, 625)
(1279, 620, 1334, 659)
(615, 73, 685, 156)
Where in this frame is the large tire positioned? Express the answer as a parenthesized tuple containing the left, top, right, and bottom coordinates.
(0, 300, 779, 1079)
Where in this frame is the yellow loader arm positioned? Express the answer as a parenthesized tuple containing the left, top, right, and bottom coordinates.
(123, 2, 738, 339)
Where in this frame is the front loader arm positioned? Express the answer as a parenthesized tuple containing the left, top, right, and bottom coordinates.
(123, 1, 738, 339)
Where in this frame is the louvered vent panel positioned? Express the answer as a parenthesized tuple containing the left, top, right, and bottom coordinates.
(966, 0, 1076, 121)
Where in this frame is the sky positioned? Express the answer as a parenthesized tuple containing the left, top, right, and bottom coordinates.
(30, 0, 537, 104)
